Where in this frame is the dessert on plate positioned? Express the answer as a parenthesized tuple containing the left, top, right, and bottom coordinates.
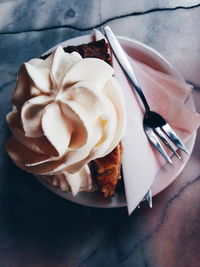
(6, 37, 126, 198)
(6, 29, 200, 213)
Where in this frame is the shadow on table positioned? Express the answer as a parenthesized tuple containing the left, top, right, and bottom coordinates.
(0, 118, 158, 266)
(2, 130, 200, 267)
(1, 109, 200, 266)
(1, 148, 158, 266)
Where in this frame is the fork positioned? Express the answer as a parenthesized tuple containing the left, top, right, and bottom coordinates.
(104, 26, 189, 162)
(104, 26, 189, 206)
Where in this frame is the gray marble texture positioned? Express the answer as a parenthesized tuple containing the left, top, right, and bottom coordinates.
(0, 1, 200, 266)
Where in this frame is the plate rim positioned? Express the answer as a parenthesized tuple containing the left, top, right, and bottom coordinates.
(37, 35, 196, 208)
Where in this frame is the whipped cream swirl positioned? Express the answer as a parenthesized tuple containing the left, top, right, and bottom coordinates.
(6, 46, 126, 194)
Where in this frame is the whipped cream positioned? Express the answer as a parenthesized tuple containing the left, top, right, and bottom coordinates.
(6, 46, 126, 194)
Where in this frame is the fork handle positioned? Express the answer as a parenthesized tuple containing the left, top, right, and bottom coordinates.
(104, 26, 150, 111)
(128, 75, 150, 111)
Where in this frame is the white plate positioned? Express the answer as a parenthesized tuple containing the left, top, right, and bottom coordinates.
(36, 35, 196, 208)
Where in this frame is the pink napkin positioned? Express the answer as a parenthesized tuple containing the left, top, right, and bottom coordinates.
(114, 56, 200, 214)
(94, 29, 200, 214)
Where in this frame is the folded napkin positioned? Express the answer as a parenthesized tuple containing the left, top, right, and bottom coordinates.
(114, 55, 200, 214)
(94, 29, 200, 214)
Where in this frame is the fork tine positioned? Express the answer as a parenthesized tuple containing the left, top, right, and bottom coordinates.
(144, 189, 152, 208)
(145, 128, 172, 164)
(155, 128, 181, 159)
(162, 124, 189, 154)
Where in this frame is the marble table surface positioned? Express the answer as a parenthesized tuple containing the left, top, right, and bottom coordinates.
(0, 1, 200, 266)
